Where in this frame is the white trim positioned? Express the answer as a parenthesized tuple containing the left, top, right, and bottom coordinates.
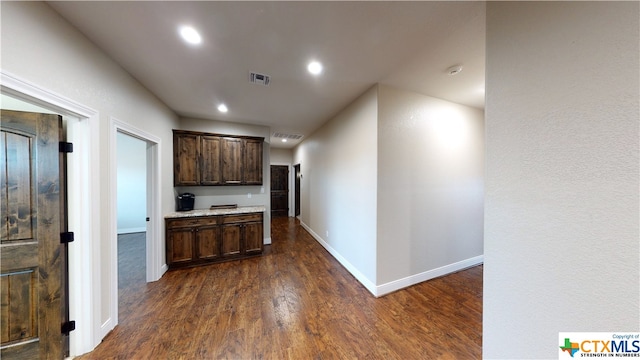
(299, 220, 378, 296)
(263, 237, 272, 245)
(299, 216, 483, 298)
(110, 118, 165, 285)
(117, 227, 147, 235)
(376, 255, 484, 297)
(1, 69, 102, 356)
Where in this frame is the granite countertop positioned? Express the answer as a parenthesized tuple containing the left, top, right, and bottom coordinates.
(165, 205, 266, 219)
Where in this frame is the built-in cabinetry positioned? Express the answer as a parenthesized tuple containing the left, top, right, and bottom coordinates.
(166, 211, 264, 269)
(173, 130, 263, 186)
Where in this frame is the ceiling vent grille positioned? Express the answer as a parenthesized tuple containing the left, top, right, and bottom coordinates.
(273, 132, 303, 140)
(250, 72, 270, 86)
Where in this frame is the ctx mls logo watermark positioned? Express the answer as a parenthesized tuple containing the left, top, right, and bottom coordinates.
(559, 332, 640, 358)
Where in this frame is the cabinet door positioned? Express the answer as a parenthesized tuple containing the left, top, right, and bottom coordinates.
(221, 137, 242, 184)
(167, 228, 194, 264)
(195, 225, 221, 260)
(174, 133, 200, 186)
(243, 221, 263, 255)
(243, 139, 263, 185)
(221, 224, 241, 256)
(201, 136, 222, 185)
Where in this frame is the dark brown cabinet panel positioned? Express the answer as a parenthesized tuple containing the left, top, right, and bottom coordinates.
(243, 138, 263, 185)
(221, 137, 242, 185)
(174, 133, 200, 186)
(244, 221, 263, 255)
(167, 228, 195, 264)
(221, 224, 241, 256)
(166, 212, 263, 269)
(173, 130, 263, 186)
(195, 225, 221, 260)
(200, 136, 221, 185)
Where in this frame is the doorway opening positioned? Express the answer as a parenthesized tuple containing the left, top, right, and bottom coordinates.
(110, 119, 163, 331)
(116, 133, 147, 318)
(294, 164, 301, 217)
(270, 165, 289, 218)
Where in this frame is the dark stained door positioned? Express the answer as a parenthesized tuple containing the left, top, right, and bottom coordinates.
(294, 164, 301, 217)
(270, 166, 288, 218)
(1, 110, 65, 359)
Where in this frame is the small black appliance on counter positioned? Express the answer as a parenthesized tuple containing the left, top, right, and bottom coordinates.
(176, 193, 195, 211)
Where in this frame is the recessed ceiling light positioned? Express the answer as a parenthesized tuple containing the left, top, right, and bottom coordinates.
(179, 26, 202, 45)
(281, 139, 287, 143)
(307, 61, 323, 75)
(217, 104, 228, 113)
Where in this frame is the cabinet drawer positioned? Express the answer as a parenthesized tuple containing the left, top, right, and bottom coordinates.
(222, 213, 263, 224)
(166, 216, 218, 229)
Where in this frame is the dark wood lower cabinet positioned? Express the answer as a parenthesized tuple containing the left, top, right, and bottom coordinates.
(166, 212, 263, 269)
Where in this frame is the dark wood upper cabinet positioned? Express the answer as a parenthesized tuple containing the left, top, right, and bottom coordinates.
(173, 130, 263, 186)
(221, 137, 242, 184)
(200, 136, 221, 185)
(173, 132, 200, 186)
(243, 138, 263, 185)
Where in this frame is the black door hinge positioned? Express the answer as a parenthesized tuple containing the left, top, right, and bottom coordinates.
(61, 320, 76, 335)
(59, 142, 74, 153)
(61, 232, 75, 244)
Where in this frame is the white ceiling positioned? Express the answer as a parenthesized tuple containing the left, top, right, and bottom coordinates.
(47, 1, 486, 148)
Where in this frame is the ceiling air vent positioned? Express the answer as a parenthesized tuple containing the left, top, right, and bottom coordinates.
(273, 132, 303, 140)
(250, 72, 270, 86)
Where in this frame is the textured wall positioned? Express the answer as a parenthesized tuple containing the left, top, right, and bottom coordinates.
(484, 2, 640, 358)
(116, 133, 147, 233)
(270, 147, 293, 165)
(293, 85, 379, 286)
(376, 85, 484, 286)
(1, 1, 180, 353)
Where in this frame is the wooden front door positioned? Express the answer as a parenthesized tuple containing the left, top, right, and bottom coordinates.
(1, 110, 66, 359)
(270, 165, 288, 218)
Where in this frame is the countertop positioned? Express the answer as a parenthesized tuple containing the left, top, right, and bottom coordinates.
(165, 205, 266, 219)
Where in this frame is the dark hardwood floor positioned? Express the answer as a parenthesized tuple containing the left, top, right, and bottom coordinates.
(81, 217, 482, 359)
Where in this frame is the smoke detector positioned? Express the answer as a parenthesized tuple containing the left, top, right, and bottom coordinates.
(446, 64, 463, 76)
(250, 72, 271, 86)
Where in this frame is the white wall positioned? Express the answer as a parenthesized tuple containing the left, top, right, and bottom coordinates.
(178, 117, 272, 241)
(117, 133, 147, 234)
(484, 2, 639, 359)
(1, 1, 180, 354)
(293, 85, 379, 289)
(270, 147, 293, 164)
(376, 85, 484, 288)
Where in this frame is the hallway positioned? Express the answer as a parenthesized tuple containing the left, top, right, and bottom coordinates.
(83, 217, 482, 359)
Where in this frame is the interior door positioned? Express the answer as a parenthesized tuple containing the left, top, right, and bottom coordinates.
(270, 165, 289, 217)
(1, 110, 65, 359)
(294, 164, 301, 217)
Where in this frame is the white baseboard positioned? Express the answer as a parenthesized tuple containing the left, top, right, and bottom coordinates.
(299, 221, 377, 296)
(376, 255, 484, 297)
(117, 227, 146, 234)
(99, 317, 114, 340)
(298, 220, 483, 298)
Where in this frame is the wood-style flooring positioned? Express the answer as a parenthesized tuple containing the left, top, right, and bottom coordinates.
(80, 217, 482, 359)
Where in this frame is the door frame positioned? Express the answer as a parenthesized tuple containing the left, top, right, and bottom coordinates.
(294, 164, 301, 217)
(270, 162, 294, 217)
(109, 117, 163, 289)
(1, 70, 102, 355)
